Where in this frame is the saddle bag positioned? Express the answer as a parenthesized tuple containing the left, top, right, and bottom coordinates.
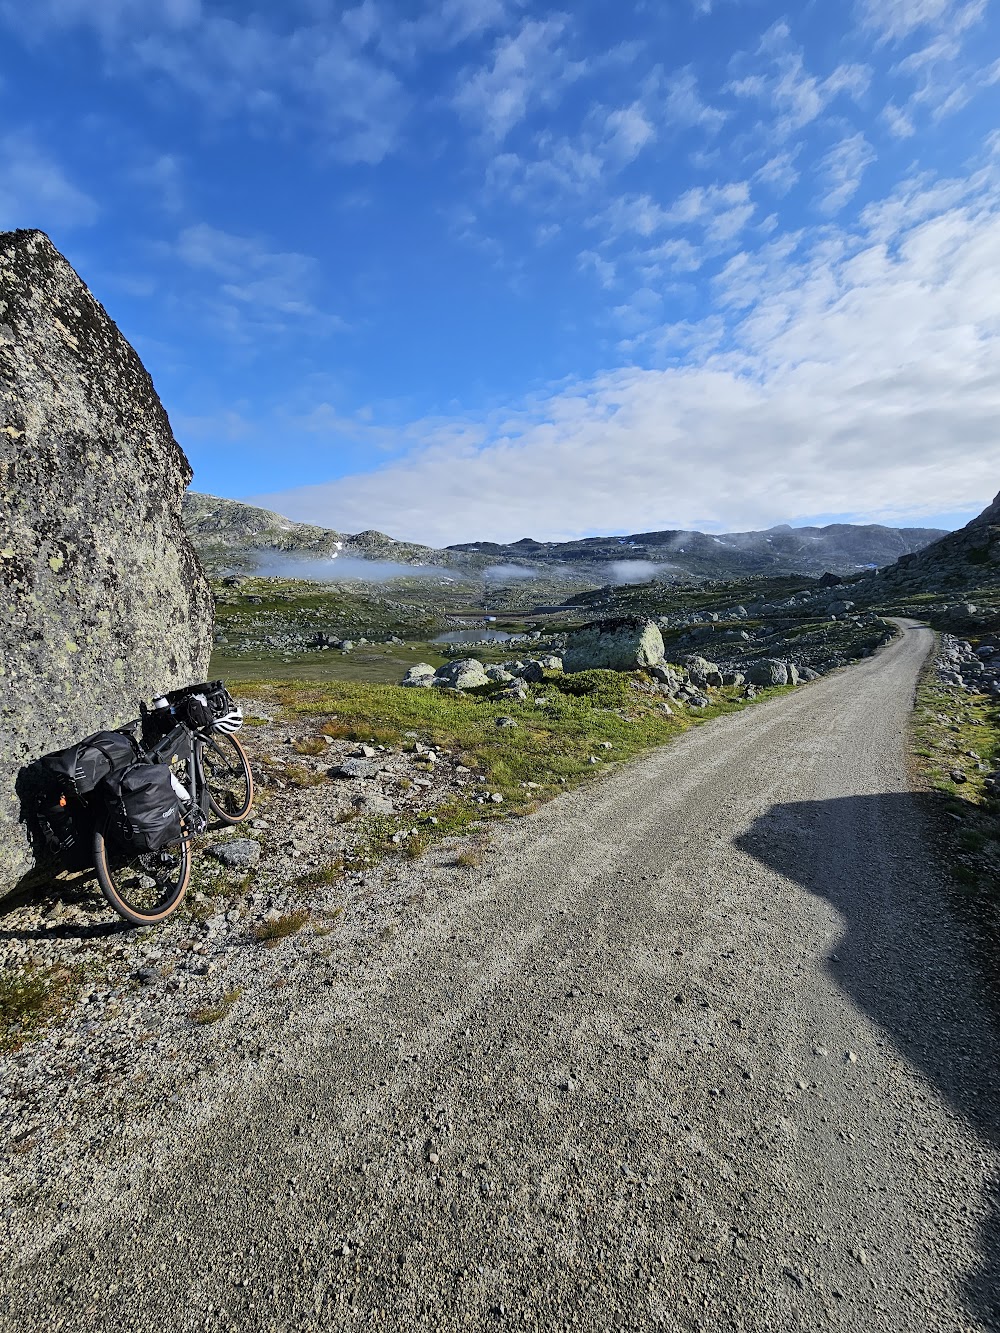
(98, 762, 184, 854)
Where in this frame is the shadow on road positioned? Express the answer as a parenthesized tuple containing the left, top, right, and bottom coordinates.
(736, 791, 1000, 1328)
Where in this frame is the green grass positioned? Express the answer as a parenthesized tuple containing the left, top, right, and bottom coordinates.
(191, 988, 242, 1026)
(253, 908, 312, 945)
(229, 669, 791, 857)
(0, 965, 82, 1053)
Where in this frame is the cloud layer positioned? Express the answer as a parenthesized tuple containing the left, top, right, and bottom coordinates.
(256, 163, 1000, 545)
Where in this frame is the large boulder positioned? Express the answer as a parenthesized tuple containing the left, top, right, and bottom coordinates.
(401, 662, 436, 688)
(433, 658, 489, 690)
(1, 230, 213, 888)
(747, 659, 789, 686)
(563, 617, 665, 673)
(683, 655, 724, 689)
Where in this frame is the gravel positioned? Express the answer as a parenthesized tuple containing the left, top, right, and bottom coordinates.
(0, 621, 997, 1331)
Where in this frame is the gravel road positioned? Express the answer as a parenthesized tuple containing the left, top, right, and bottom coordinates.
(3, 620, 998, 1331)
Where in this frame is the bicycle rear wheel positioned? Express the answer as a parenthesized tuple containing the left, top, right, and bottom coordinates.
(93, 822, 191, 926)
(203, 733, 254, 823)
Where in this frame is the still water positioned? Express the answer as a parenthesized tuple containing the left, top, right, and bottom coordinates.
(432, 629, 515, 645)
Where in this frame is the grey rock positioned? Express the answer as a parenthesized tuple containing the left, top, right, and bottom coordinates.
(747, 659, 789, 687)
(209, 840, 262, 869)
(484, 665, 514, 683)
(563, 617, 665, 673)
(649, 664, 684, 694)
(495, 717, 518, 728)
(1, 229, 213, 890)
(401, 663, 436, 688)
(351, 793, 394, 815)
(434, 658, 490, 691)
(521, 660, 546, 683)
(329, 758, 371, 779)
(683, 655, 724, 688)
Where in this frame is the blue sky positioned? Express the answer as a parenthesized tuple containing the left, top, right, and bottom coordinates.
(1, 0, 998, 545)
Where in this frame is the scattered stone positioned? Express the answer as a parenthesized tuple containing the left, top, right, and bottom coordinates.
(329, 759, 372, 780)
(209, 840, 262, 870)
(433, 658, 490, 691)
(495, 717, 518, 729)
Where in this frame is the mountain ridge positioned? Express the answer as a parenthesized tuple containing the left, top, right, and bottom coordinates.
(183, 490, 947, 582)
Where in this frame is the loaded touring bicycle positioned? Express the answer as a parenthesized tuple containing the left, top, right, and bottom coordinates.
(22, 680, 253, 926)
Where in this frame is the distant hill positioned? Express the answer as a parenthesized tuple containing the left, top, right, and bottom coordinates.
(447, 521, 946, 578)
(863, 490, 1000, 595)
(182, 493, 440, 575)
(183, 491, 947, 582)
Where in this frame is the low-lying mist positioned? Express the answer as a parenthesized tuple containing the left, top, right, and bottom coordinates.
(482, 564, 539, 581)
(251, 552, 462, 583)
(608, 560, 663, 584)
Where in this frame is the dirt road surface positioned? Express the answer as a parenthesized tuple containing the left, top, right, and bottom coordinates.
(3, 620, 998, 1331)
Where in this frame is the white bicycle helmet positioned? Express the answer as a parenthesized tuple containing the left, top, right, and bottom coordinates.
(212, 702, 244, 734)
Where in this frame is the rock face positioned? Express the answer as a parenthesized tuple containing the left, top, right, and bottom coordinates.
(1, 229, 213, 888)
(563, 618, 665, 673)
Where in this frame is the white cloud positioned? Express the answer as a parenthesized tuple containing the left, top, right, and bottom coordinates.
(173, 223, 344, 337)
(728, 25, 871, 139)
(858, 0, 986, 43)
(818, 133, 876, 213)
(453, 16, 576, 142)
(663, 68, 727, 134)
(882, 102, 916, 137)
(756, 149, 801, 194)
(0, 134, 99, 230)
(605, 182, 755, 248)
(0, 3, 408, 164)
(253, 167, 1000, 546)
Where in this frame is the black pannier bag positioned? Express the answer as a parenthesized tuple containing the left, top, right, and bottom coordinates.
(98, 762, 183, 853)
(19, 730, 142, 869)
(35, 730, 140, 799)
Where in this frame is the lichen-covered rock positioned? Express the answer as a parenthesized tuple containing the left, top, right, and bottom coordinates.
(1, 229, 213, 888)
(747, 659, 789, 686)
(401, 663, 436, 687)
(683, 655, 724, 689)
(433, 658, 489, 690)
(563, 617, 665, 673)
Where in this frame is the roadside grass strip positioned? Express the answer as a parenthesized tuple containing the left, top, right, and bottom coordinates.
(911, 671, 1000, 980)
(229, 668, 792, 860)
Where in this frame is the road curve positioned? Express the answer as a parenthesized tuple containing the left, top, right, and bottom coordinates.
(3, 621, 999, 1331)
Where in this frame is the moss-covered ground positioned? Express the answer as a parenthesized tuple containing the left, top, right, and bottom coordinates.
(911, 667, 1000, 987)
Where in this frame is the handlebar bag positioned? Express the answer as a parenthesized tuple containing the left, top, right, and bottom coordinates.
(98, 762, 183, 853)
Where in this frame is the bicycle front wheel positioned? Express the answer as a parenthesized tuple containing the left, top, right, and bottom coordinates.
(203, 733, 254, 823)
(93, 822, 191, 926)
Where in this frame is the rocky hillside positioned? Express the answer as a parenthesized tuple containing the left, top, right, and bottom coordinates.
(1, 229, 213, 889)
(185, 491, 945, 583)
(862, 490, 1000, 596)
(184, 493, 440, 575)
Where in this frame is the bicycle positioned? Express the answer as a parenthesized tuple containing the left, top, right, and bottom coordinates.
(92, 681, 254, 926)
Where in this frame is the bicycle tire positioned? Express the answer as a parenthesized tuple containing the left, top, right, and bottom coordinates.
(203, 733, 254, 824)
(93, 820, 191, 926)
